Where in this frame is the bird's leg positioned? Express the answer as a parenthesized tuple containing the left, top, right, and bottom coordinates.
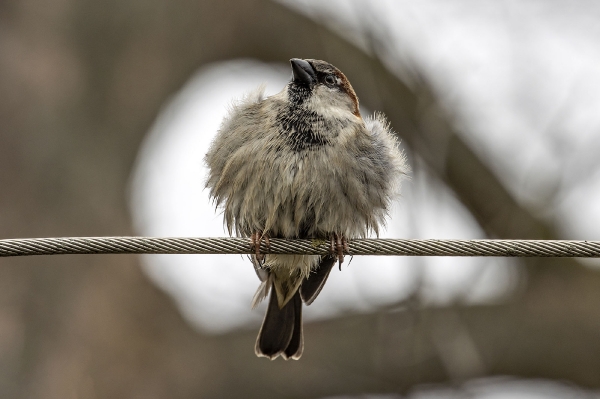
(251, 231, 262, 262)
(330, 233, 348, 270)
(251, 231, 270, 264)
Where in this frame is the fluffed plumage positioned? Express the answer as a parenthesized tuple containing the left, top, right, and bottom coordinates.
(205, 58, 408, 360)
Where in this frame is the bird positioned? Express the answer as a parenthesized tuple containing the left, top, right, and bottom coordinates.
(205, 58, 408, 360)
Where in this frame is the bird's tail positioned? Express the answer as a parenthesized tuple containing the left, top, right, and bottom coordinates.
(254, 255, 336, 360)
(255, 283, 303, 360)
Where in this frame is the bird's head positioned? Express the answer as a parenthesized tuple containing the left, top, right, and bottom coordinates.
(288, 58, 360, 118)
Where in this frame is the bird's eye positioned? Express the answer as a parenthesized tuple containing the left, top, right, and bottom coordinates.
(324, 75, 336, 86)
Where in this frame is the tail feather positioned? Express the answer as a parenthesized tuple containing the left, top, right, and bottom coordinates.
(271, 268, 304, 308)
(282, 292, 303, 360)
(251, 277, 271, 309)
(255, 285, 303, 360)
(254, 254, 335, 360)
(300, 255, 336, 305)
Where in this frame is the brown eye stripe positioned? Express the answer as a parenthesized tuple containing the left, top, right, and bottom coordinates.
(334, 70, 360, 117)
(303, 59, 361, 118)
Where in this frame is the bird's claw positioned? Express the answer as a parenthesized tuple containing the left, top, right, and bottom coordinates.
(330, 233, 349, 270)
(251, 231, 270, 264)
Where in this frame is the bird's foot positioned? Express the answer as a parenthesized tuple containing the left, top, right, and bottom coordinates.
(251, 231, 270, 264)
(330, 233, 349, 270)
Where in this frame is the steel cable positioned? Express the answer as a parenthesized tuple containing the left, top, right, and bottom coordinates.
(1, 237, 599, 258)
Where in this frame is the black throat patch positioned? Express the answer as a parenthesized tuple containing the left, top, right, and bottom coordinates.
(276, 107, 332, 152)
(276, 85, 336, 152)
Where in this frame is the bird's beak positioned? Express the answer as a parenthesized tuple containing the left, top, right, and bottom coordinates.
(290, 58, 316, 88)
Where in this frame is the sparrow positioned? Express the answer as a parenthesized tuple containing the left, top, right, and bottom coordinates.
(205, 58, 408, 360)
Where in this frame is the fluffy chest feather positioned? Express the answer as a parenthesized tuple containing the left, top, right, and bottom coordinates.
(206, 89, 402, 241)
(248, 123, 373, 238)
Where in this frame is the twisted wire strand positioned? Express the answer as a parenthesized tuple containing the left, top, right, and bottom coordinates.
(1, 237, 600, 258)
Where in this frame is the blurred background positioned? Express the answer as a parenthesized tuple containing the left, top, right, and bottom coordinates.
(1, 0, 600, 397)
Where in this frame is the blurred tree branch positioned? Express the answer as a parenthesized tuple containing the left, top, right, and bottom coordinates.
(0, 0, 599, 398)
